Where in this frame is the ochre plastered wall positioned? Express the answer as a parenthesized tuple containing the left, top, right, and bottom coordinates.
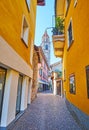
(63, 0, 89, 115)
(0, 0, 37, 67)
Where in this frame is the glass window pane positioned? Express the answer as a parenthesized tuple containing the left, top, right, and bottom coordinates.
(69, 74, 76, 94)
(26, 0, 30, 9)
(68, 22, 73, 46)
(16, 75, 23, 115)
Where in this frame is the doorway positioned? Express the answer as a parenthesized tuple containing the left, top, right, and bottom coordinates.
(57, 80, 61, 96)
(0, 67, 6, 120)
(16, 75, 23, 115)
(27, 78, 31, 105)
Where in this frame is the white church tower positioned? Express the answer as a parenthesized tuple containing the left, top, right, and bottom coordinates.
(41, 31, 50, 66)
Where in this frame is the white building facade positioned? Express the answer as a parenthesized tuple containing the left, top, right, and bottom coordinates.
(50, 61, 63, 97)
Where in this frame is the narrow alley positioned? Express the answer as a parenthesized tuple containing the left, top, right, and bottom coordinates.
(8, 91, 81, 130)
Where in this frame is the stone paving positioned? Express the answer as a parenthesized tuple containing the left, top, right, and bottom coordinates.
(9, 91, 81, 130)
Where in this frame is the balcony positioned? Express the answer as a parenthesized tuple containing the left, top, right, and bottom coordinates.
(52, 27, 65, 58)
(54, 48, 64, 58)
(37, 0, 45, 6)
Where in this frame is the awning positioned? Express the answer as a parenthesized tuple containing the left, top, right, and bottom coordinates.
(37, 0, 45, 6)
(38, 80, 49, 85)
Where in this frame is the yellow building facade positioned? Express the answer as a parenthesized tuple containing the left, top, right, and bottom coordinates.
(53, 0, 89, 129)
(0, 0, 37, 68)
(0, 0, 45, 129)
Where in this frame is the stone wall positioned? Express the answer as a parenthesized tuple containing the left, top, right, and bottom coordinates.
(31, 49, 39, 101)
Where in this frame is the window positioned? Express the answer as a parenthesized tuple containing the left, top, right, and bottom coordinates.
(0, 67, 7, 120)
(86, 66, 89, 98)
(45, 45, 48, 50)
(66, 0, 70, 15)
(39, 69, 42, 76)
(66, 0, 70, 9)
(16, 75, 23, 115)
(67, 20, 74, 47)
(44, 63, 46, 70)
(69, 74, 76, 94)
(26, 0, 30, 10)
(74, 0, 77, 7)
(21, 15, 29, 46)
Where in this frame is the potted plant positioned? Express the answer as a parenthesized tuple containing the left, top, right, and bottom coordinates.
(52, 16, 64, 35)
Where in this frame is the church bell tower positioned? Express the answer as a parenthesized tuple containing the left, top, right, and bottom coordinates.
(40, 31, 50, 66)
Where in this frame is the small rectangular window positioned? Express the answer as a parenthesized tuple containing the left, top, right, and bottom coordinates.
(0, 67, 7, 120)
(21, 15, 29, 46)
(67, 20, 74, 48)
(39, 69, 42, 76)
(74, 0, 77, 7)
(86, 66, 89, 98)
(69, 74, 76, 94)
(66, 0, 70, 15)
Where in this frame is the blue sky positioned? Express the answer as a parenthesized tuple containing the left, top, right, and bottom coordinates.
(35, 0, 61, 64)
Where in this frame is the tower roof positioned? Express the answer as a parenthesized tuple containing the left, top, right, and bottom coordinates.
(40, 30, 50, 66)
(42, 30, 49, 38)
(41, 30, 50, 43)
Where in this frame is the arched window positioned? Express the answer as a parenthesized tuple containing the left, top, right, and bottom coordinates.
(45, 45, 48, 50)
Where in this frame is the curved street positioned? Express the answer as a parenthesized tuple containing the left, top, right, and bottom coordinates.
(9, 91, 81, 130)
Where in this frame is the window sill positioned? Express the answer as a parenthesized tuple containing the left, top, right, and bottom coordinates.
(70, 92, 76, 95)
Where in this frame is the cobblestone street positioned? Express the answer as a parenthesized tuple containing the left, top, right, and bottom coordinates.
(9, 91, 81, 130)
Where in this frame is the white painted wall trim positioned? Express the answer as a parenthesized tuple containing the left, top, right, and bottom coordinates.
(53, 79, 57, 95)
(21, 15, 29, 46)
(38, 80, 49, 85)
(27, 78, 32, 104)
(21, 76, 29, 111)
(1, 70, 19, 127)
(61, 80, 63, 98)
(0, 36, 33, 78)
